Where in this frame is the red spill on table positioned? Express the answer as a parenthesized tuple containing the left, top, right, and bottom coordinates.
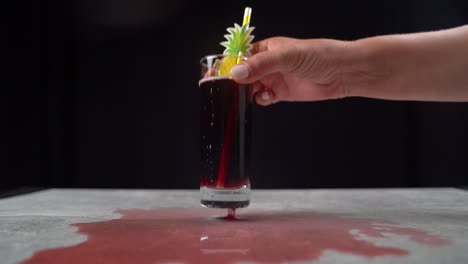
(22, 208, 448, 264)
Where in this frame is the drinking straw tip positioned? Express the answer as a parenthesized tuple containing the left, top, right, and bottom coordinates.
(242, 7, 252, 27)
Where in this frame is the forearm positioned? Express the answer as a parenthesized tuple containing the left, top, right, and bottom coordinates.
(350, 25, 468, 101)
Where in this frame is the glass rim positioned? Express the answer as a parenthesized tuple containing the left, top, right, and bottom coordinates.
(200, 53, 249, 66)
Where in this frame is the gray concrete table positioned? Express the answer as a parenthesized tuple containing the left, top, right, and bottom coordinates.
(1, 188, 467, 264)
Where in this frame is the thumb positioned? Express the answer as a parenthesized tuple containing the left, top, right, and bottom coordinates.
(230, 51, 286, 84)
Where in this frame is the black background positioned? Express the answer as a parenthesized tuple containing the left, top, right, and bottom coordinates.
(4, 0, 468, 190)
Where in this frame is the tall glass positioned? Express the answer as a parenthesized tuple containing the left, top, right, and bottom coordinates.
(199, 54, 252, 208)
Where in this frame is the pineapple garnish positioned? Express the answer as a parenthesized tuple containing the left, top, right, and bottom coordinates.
(218, 8, 254, 76)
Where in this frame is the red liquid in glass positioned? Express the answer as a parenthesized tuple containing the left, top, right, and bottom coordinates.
(199, 77, 251, 207)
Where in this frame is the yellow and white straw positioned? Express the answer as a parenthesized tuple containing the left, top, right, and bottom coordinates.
(242, 7, 252, 28)
(237, 7, 253, 63)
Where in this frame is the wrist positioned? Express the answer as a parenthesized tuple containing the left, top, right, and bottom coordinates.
(344, 36, 396, 99)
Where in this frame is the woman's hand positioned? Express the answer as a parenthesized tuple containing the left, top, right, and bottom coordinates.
(230, 37, 372, 105)
(232, 25, 468, 104)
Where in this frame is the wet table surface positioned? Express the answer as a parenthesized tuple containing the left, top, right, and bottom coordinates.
(1, 188, 467, 264)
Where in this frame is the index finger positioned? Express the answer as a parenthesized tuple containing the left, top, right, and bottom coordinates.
(250, 39, 269, 55)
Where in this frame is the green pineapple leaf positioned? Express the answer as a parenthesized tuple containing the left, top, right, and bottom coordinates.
(220, 23, 255, 56)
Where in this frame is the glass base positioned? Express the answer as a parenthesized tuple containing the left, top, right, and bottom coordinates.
(200, 185, 250, 208)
